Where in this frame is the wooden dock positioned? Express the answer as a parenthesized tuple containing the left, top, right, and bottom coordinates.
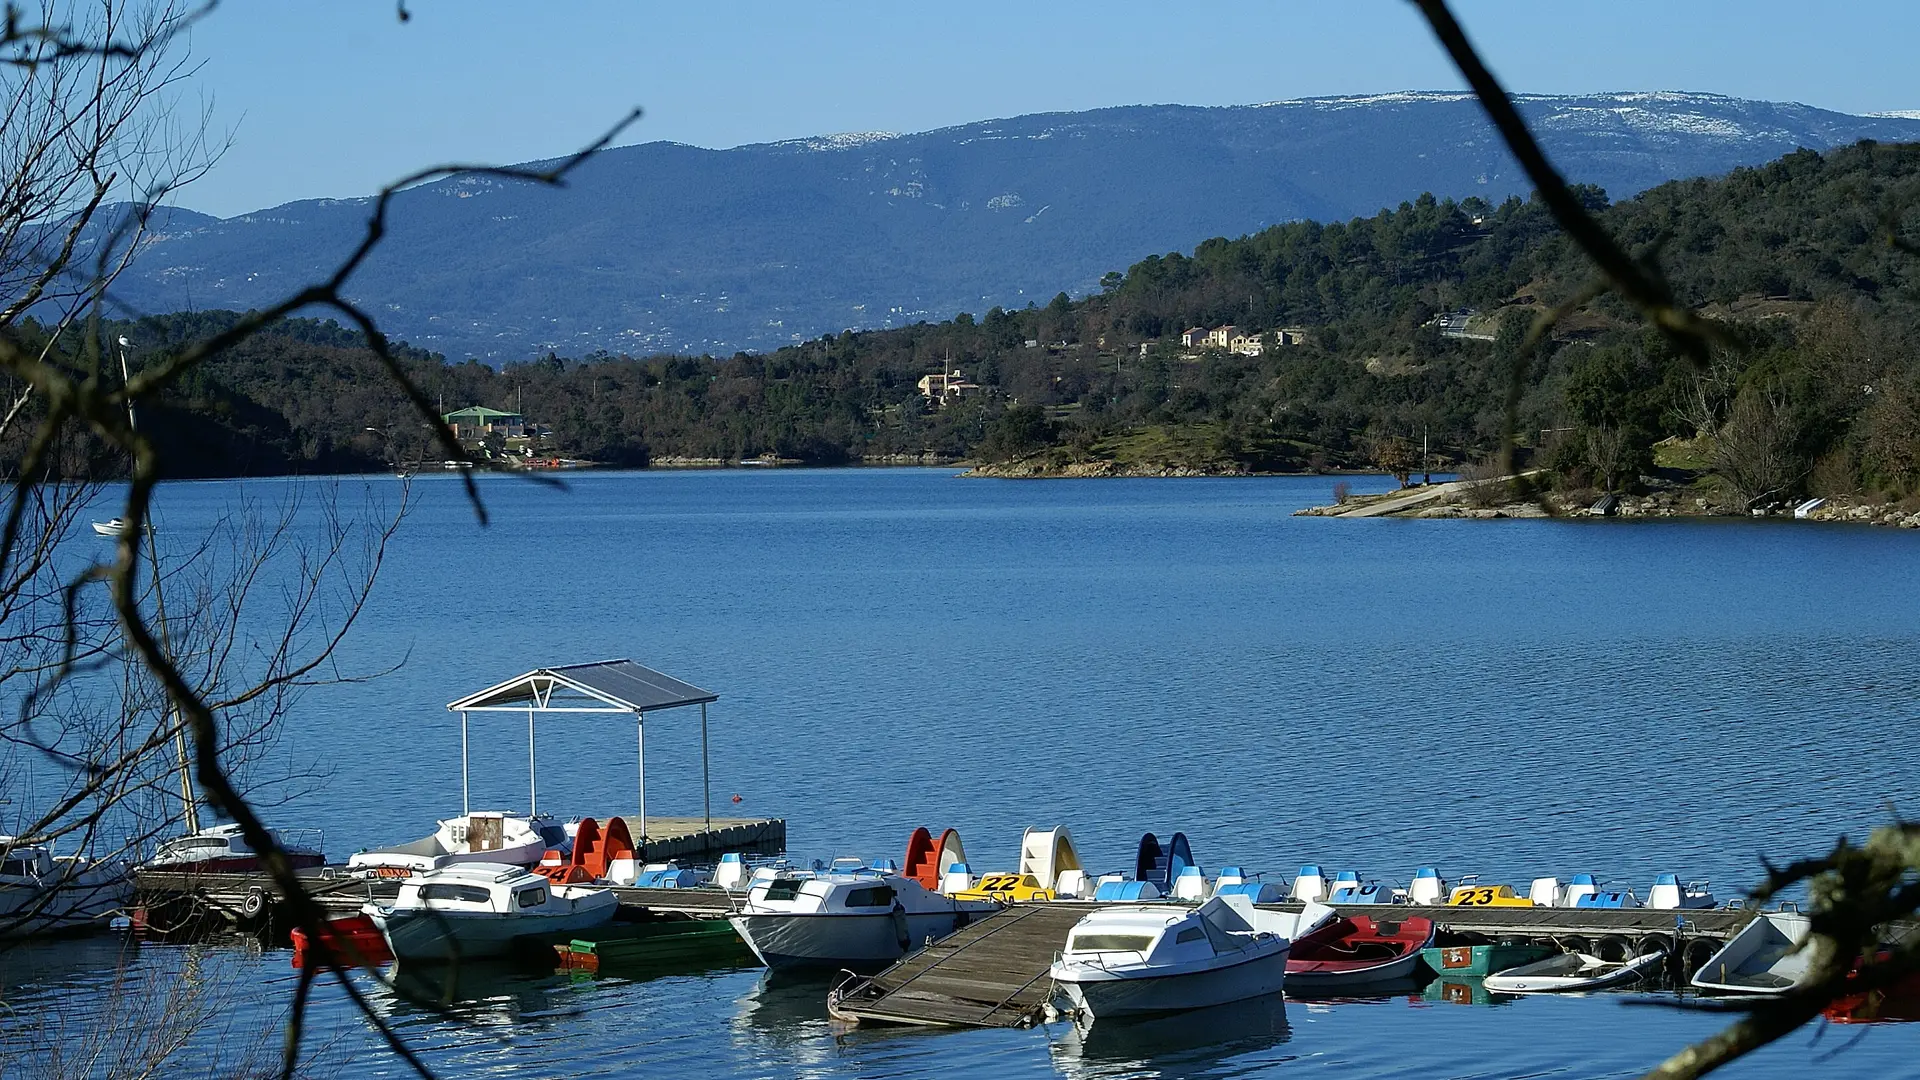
(829, 900, 1761, 1030)
(131, 815, 779, 939)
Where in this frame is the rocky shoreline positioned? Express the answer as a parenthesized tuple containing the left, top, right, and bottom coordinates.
(960, 459, 1246, 479)
(1297, 483, 1920, 528)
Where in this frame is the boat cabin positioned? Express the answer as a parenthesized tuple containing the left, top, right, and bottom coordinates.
(392, 863, 567, 916)
(348, 812, 565, 875)
(1061, 898, 1274, 971)
(0, 842, 55, 880)
(742, 865, 919, 915)
(147, 823, 325, 872)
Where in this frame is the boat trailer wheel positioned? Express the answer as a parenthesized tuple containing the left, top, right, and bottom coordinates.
(241, 888, 266, 918)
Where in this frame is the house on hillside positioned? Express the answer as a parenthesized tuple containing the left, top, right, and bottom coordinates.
(1206, 325, 1238, 348)
(1180, 327, 1207, 348)
(444, 406, 524, 441)
(918, 369, 984, 406)
(1274, 327, 1309, 347)
(1229, 332, 1265, 357)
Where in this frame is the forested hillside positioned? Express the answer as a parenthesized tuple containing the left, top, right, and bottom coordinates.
(25, 139, 1920, 506)
(87, 93, 1920, 359)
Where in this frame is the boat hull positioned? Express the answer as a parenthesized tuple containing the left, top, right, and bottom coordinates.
(1420, 943, 1554, 977)
(1057, 949, 1290, 1020)
(0, 875, 131, 938)
(145, 852, 326, 874)
(1286, 946, 1425, 989)
(1484, 950, 1666, 993)
(558, 918, 749, 970)
(371, 893, 618, 961)
(729, 910, 973, 969)
(1691, 913, 1812, 994)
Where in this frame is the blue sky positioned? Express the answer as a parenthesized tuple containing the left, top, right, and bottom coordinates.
(182, 1, 1920, 217)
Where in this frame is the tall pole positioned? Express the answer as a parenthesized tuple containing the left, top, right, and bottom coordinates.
(700, 702, 711, 827)
(635, 712, 647, 842)
(526, 705, 537, 815)
(123, 339, 199, 834)
(460, 710, 470, 815)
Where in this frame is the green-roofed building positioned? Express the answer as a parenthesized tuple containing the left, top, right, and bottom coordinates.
(444, 406, 524, 441)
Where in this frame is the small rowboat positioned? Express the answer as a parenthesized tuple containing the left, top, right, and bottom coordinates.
(1692, 912, 1813, 994)
(553, 917, 750, 972)
(1421, 942, 1555, 977)
(1287, 914, 1434, 989)
(1484, 949, 1666, 993)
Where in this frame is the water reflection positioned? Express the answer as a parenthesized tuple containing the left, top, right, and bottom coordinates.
(730, 970, 844, 1068)
(0, 934, 140, 1001)
(1049, 993, 1294, 1079)
(1416, 975, 1520, 1008)
(374, 960, 571, 1028)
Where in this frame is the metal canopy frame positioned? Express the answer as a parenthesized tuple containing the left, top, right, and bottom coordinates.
(445, 660, 719, 838)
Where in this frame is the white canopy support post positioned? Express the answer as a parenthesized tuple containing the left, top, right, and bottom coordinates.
(527, 704, 537, 815)
(636, 710, 647, 842)
(460, 710, 470, 815)
(700, 702, 711, 827)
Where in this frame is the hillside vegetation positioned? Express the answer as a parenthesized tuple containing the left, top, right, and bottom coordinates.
(88, 93, 1920, 359)
(22, 140, 1920, 506)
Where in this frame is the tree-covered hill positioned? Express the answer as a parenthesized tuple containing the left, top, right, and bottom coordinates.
(83, 93, 1920, 359)
(30, 139, 1920, 506)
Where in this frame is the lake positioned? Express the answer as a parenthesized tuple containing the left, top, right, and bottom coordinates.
(6, 468, 1917, 1079)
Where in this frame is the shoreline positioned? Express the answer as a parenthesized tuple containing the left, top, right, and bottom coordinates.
(1295, 482, 1920, 529)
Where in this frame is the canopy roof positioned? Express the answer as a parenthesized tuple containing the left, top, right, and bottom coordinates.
(447, 659, 717, 714)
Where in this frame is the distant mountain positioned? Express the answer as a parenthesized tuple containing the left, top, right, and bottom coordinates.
(94, 91, 1920, 359)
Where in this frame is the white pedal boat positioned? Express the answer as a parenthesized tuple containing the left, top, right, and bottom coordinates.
(729, 861, 1001, 969)
(1050, 895, 1333, 1020)
(1485, 949, 1667, 993)
(1691, 911, 1813, 994)
(362, 862, 617, 961)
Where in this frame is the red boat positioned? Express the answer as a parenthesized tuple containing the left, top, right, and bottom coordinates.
(1287, 914, 1436, 990)
(1825, 950, 1920, 1024)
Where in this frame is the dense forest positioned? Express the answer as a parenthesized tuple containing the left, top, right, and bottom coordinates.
(19, 139, 1920, 506)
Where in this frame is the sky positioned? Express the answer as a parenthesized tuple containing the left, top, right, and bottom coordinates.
(178, 0, 1920, 217)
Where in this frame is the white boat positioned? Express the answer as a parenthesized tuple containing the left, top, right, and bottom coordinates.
(0, 837, 131, 938)
(1049, 895, 1333, 1020)
(361, 861, 617, 961)
(728, 861, 1001, 969)
(1485, 949, 1667, 993)
(1691, 911, 1814, 994)
(91, 518, 127, 537)
(346, 811, 565, 876)
(143, 822, 326, 873)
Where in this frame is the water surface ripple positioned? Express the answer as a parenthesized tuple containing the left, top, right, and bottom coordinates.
(13, 469, 1918, 1079)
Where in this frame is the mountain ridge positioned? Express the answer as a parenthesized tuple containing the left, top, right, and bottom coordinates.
(89, 91, 1920, 359)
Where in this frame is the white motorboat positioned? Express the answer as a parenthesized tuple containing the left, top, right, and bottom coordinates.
(361, 861, 617, 961)
(0, 837, 131, 938)
(91, 518, 127, 537)
(143, 822, 326, 873)
(728, 861, 1001, 969)
(1050, 895, 1333, 1020)
(346, 812, 565, 876)
(1691, 911, 1814, 994)
(1485, 949, 1667, 993)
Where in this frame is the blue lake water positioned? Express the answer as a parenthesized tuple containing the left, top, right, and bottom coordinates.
(8, 468, 1919, 1078)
